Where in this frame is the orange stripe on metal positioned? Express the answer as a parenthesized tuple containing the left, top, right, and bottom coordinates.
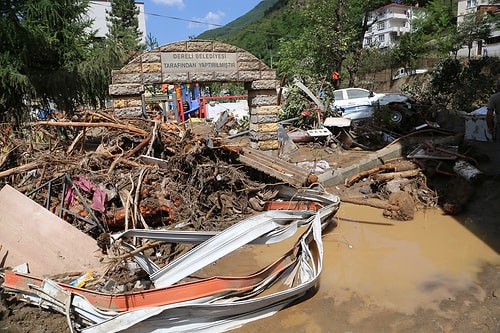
(3, 244, 299, 312)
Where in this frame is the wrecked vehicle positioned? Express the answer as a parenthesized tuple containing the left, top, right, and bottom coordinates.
(332, 88, 417, 127)
(392, 67, 428, 81)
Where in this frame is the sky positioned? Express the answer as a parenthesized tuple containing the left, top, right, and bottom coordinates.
(143, 0, 263, 46)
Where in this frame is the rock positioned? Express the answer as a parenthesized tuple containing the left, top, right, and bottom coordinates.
(134, 280, 152, 290)
(383, 191, 415, 221)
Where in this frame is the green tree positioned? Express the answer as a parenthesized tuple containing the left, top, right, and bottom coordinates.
(75, 0, 146, 109)
(413, 0, 456, 43)
(78, 39, 124, 109)
(429, 57, 494, 111)
(391, 31, 427, 69)
(276, 0, 388, 88)
(456, 11, 492, 59)
(395, 0, 457, 59)
(0, 0, 93, 123)
(340, 0, 388, 87)
(146, 32, 159, 51)
(226, 1, 306, 67)
(275, 0, 389, 124)
(106, 0, 144, 61)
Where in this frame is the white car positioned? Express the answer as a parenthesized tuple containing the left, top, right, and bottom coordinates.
(392, 67, 428, 81)
(332, 88, 415, 125)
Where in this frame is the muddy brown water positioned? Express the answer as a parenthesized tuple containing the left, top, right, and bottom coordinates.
(231, 202, 500, 333)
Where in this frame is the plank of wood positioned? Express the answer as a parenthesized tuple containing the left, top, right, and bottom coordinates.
(238, 147, 310, 188)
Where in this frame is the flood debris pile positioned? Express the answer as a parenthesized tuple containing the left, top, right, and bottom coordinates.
(335, 159, 437, 221)
(1, 112, 275, 235)
(0, 183, 340, 332)
(278, 107, 486, 219)
(0, 111, 342, 332)
(0, 104, 491, 331)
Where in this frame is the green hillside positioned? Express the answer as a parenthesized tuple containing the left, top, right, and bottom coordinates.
(197, 0, 282, 40)
(197, 0, 306, 68)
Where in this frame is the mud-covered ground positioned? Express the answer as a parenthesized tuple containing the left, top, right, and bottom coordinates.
(235, 140, 500, 333)
(3, 156, 498, 333)
(1, 120, 499, 333)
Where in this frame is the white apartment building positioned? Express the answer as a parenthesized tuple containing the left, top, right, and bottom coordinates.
(456, 0, 499, 57)
(363, 3, 424, 49)
(87, 0, 146, 42)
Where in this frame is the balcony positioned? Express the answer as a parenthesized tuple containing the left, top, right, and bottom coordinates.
(373, 25, 411, 35)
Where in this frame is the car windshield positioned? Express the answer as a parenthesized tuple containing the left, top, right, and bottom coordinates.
(346, 89, 370, 99)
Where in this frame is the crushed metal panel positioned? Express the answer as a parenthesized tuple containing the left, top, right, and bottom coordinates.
(3, 244, 297, 312)
(238, 147, 311, 187)
(407, 144, 458, 160)
(150, 210, 308, 288)
(2, 189, 339, 332)
(0, 185, 103, 276)
(81, 209, 326, 333)
(462, 106, 494, 142)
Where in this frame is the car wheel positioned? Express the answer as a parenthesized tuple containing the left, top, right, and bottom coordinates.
(389, 108, 405, 124)
(390, 110, 405, 124)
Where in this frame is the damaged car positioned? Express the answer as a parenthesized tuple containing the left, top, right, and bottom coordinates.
(332, 88, 417, 128)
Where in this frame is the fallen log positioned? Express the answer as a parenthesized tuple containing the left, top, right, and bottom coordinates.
(125, 136, 151, 158)
(160, 122, 184, 132)
(66, 130, 85, 155)
(371, 169, 421, 182)
(338, 196, 388, 209)
(84, 111, 122, 124)
(114, 240, 163, 260)
(38, 127, 58, 140)
(107, 157, 144, 173)
(33, 121, 148, 136)
(345, 161, 418, 187)
(0, 160, 41, 179)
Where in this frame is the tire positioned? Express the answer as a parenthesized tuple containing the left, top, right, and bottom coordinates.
(387, 103, 413, 126)
(389, 108, 406, 124)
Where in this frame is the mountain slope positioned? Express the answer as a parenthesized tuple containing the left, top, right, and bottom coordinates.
(197, 0, 306, 67)
(196, 0, 281, 40)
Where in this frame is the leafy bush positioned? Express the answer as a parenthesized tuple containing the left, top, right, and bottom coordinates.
(278, 85, 312, 121)
(278, 84, 334, 129)
(428, 58, 494, 111)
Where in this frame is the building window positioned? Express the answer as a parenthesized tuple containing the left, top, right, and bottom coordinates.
(466, 0, 477, 9)
(378, 22, 385, 30)
(378, 35, 385, 43)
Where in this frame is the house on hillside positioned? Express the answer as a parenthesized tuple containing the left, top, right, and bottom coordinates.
(456, 0, 499, 57)
(362, 3, 424, 49)
(87, 0, 146, 42)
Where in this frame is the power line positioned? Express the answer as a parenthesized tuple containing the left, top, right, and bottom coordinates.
(89, 1, 291, 39)
(90, 1, 223, 27)
(145, 11, 224, 28)
(144, 8, 292, 38)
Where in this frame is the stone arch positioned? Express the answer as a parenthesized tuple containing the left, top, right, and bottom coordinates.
(109, 39, 280, 150)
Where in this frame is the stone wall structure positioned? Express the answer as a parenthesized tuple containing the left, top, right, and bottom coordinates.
(109, 40, 279, 150)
